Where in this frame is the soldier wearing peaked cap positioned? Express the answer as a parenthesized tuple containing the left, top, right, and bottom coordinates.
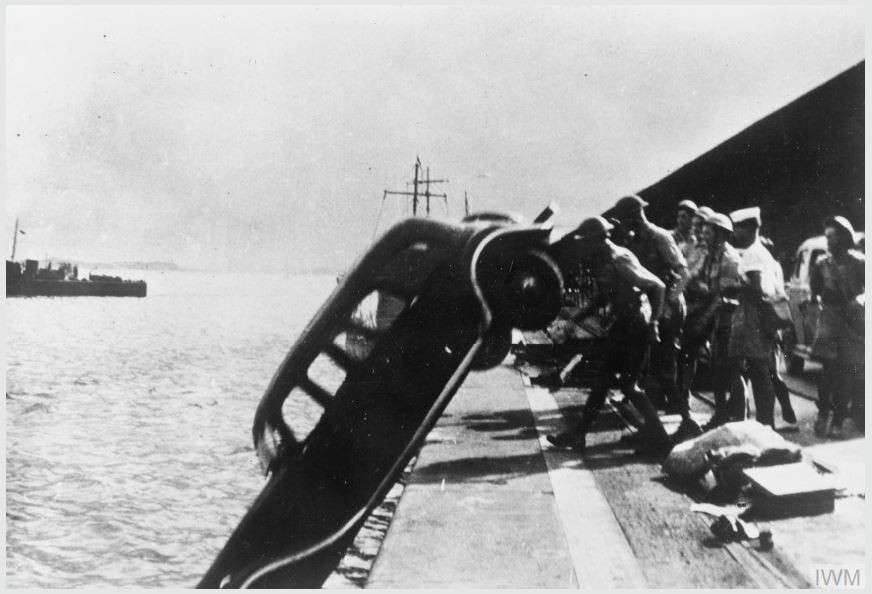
(724, 205, 789, 429)
(729, 206, 761, 226)
(609, 195, 700, 442)
(733, 207, 799, 428)
(546, 216, 672, 457)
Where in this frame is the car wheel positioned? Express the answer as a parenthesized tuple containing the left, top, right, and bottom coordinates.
(786, 355, 805, 375)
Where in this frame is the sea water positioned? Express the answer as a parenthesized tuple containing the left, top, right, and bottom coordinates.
(5, 270, 345, 588)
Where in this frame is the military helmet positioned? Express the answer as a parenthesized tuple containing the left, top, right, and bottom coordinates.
(611, 195, 648, 220)
(677, 199, 699, 214)
(572, 216, 613, 242)
(823, 215, 856, 249)
(706, 212, 733, 233)
(696, 205, 715, 221)
(823, 215, 855, 237)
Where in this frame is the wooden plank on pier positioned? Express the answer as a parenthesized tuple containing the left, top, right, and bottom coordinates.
(525, 384, 646, 587)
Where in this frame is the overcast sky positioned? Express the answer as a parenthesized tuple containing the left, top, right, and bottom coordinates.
(5, 5, 864, 272)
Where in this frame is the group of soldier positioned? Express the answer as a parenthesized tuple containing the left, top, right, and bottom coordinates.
(546, 195, 865, 458)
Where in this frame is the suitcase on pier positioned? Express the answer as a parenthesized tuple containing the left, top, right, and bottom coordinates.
(742, 463, 836, 519)
(198, 209, 563, 588)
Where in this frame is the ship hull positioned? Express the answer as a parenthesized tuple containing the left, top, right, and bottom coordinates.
(6, 262, 147, 298)
(7, 279, 147, 297)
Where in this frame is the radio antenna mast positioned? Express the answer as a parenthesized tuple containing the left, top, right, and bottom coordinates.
(383, 157, 448, 217)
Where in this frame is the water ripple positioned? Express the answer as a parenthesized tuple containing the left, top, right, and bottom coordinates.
(6, 271, 335, 587)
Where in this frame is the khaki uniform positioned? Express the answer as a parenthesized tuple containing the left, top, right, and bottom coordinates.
(627, 221, 689, 413)
(683, 241, 708, 281)
(566, 242, 668, 443)
(810, 249, 865, 425)
(810, 250, 865, 365)
(698, 243, 744, 421)
(672, 228, 695, 259)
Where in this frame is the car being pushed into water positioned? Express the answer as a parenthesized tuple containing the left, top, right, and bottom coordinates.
(784, 231, 864, 375)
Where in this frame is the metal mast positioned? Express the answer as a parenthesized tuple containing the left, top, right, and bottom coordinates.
(383, 157, 448, 217)
(11, 218, 19, 260)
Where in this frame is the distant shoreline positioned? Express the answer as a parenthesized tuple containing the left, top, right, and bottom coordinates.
(34, 258, 181, 272)
(31, 259, 339, 276)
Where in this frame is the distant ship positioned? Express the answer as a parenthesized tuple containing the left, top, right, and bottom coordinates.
(6, 219, 147, 298)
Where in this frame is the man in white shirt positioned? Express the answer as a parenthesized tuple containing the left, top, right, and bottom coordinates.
(726, 207, 781, 428)
(729, 207, 796, 427)
(733, 222, 790, 330)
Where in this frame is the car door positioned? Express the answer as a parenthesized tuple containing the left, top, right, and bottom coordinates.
(787, 245, 812, 350)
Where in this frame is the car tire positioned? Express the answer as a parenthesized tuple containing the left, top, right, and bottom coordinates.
(786, 355, 805, 375)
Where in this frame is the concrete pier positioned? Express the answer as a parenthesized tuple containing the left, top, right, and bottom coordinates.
(366, 338, 866, 588)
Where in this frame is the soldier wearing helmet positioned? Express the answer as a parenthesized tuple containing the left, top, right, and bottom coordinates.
(546, 216, 672, 457)
(675, 205, 714, 426)
(691, 206, 713, 246)
(682, 213, 746, 429)
(672, 199, 699, 254)
(810, 215, 865, 437)
(607, 195, 698, 441)
(685, 205, 714, 278)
